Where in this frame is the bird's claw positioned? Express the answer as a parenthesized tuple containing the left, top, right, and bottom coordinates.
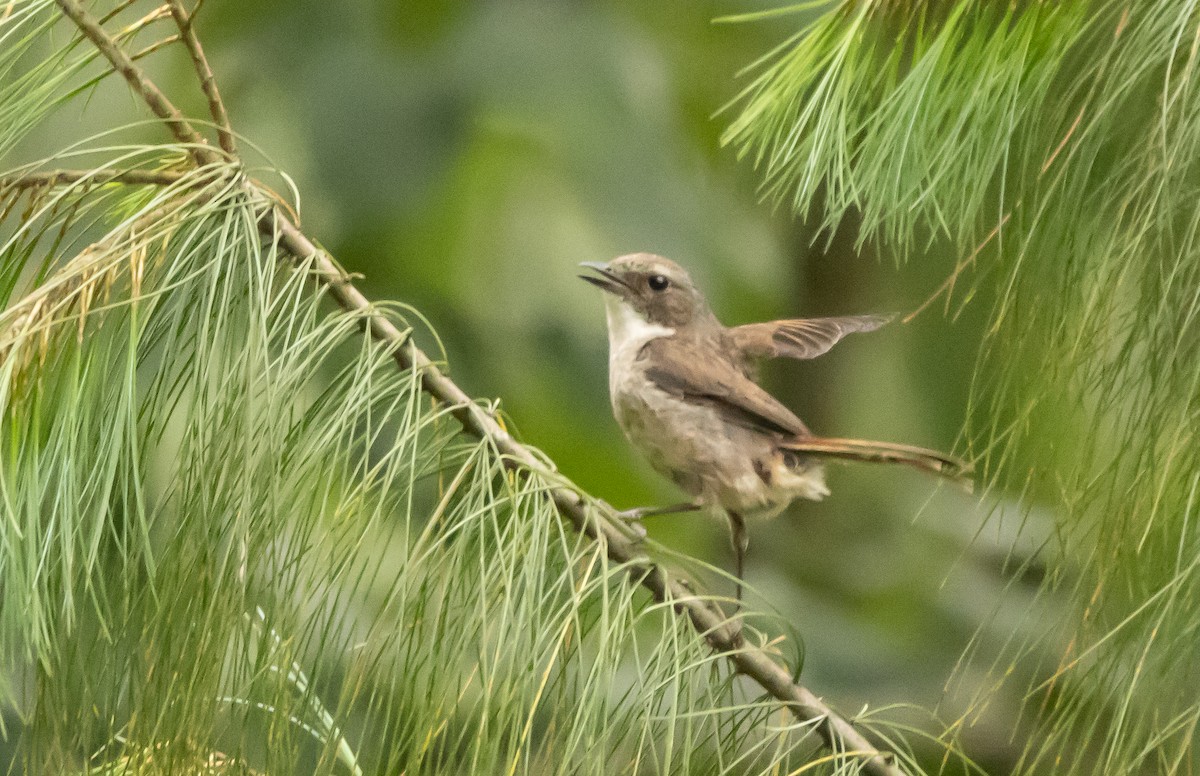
(613, 504, 654, 523)
(727, 624, 745, 652)
(719, 604, 745, 650)
(621, 510, 648, 524)
(597, 500, 648, 541)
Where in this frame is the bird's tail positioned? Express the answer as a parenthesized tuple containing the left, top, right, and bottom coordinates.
(782, 437, 972, 489)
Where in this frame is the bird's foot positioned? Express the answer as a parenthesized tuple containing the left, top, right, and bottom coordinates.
(597, 500, 649, 540)
(725, 617, 745, 650)
(598, 500, 703, 541)
(723, 602, 746, 650)
(695, 596, 744, 651)
(623, 519, 648, 541)
(616, 500, 704, 523)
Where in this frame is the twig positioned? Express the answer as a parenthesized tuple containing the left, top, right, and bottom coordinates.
(902, 211, 1012, 324)
(99, 0, 140, 27)
(902, 100, 1094, 323)
(131, 34, 182, 63)
(0, 168, 188, 190)
(164, 0, 236, 156)
(54, 0, 217, 166)
(49, 3, 905, 774)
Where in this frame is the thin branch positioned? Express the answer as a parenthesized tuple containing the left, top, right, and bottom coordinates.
(0, 169, 188, 190)
(164, 0, 236, 156)
(131, 33, 182, 63)
(902, 211, 1012, 324)
(49, 4, 905, 775)
(53, 0, 219, 167)
(905, 48, 1096, 323)
(99, 0, 141, 26)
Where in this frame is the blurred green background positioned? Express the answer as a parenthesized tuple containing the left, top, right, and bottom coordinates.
(135, 0, 1030, 768)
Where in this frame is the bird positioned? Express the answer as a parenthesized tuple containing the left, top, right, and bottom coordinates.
(580, 253, 969, 601)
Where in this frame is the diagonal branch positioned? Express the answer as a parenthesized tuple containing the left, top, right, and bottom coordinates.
(49, 3, 905, 774)
(164, 0, 236, 156)
(55, 0, 218, 166)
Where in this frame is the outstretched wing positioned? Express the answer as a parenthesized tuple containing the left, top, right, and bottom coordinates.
(640, 337, 811, 437)
(729, 314, 893, 361)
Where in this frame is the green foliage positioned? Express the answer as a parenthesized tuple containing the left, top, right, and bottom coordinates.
(0, 3, 969, 775)
(727, 1, 1200, 773)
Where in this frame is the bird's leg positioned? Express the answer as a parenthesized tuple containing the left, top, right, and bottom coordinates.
(613, 500, 703, 522)
(717, 510, 748, 648)
(728, 511, 748, 603)
(594, 499, 702, 542)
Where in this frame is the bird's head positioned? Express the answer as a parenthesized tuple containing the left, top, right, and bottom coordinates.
(579, 253, 711, 330)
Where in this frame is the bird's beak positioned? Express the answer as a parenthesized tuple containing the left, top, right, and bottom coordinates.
(578, 261, 628, 296)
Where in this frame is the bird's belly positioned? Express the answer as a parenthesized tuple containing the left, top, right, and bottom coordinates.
(610, 378, 828, 517)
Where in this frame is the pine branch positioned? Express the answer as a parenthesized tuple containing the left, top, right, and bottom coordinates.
(54, 0, 216, 164)
(164, 0, 235, 156)
(48, 2, 905, 773)
(0, 168, 188, 190)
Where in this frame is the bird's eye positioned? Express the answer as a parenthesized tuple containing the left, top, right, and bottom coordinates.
(648, 274, 670, 292)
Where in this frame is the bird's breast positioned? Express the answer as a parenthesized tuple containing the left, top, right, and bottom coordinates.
(603, 302, 674, 396)
(609, 367, 709, 494)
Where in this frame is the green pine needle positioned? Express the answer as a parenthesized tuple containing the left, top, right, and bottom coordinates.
(726, 2, 1200, 773)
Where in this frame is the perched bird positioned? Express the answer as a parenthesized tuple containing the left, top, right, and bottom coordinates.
(580, 253, 968, 600)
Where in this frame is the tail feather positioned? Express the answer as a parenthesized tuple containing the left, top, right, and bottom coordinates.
(783, 436, 972, 489)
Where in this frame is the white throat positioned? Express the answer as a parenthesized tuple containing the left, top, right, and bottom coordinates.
(604, 297, 675, 372)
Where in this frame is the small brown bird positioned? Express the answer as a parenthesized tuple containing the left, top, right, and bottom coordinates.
(581, 253, 968, 600)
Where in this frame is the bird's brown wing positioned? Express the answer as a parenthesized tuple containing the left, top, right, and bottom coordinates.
(639, 337, 811, 437)
(728, 314, 893, 361)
